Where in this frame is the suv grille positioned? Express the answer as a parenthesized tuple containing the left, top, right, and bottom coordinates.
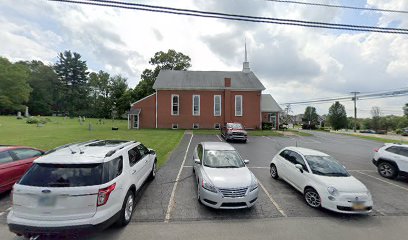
(232, 132, 244, 136)
(219, 187, 248, 198)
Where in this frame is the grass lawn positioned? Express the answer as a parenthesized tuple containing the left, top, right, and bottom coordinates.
(341, 133, 408, 145)
(193, 129, 283, 137)
(282, 129, 313, 137)
(0, 116, 184, 167)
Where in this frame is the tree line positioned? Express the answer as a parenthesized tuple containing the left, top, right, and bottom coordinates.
(299, 102, 408, 132)
(0, 49, 191, 118)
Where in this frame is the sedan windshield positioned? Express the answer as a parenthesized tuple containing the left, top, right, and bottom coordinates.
(227, 123, 243, 129)
(204, 150, 245, 168)
(304, 155, 350, 177)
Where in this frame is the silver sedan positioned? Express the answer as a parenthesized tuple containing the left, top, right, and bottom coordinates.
(193, 142, 259, 209)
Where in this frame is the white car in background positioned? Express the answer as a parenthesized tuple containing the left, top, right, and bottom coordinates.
(270, 147, 373, 214)
(7, 140, 157, 239)
(373, 143, 408, 179)
(193, 142, 259, 209)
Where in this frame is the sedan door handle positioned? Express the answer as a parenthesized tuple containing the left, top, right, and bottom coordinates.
(132, 170, 137, 175)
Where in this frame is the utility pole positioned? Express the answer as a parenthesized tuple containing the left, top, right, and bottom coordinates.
(350, 91, 360, 133)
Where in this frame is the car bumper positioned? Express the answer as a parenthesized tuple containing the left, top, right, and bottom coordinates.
(226, 135, 247, 141)
(199, 187, 258, 209)
(7, 210, 120, 237)
(372, 158, 379, 166)
(321, 193, 373, 214)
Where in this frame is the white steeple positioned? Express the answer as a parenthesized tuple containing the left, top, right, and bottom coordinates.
(243, 40, 250, 73)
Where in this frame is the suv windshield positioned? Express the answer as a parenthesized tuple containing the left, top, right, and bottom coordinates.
(203, 150, 245, 168)
(227, 123, 243, 129)
(304, 155, 350, 177)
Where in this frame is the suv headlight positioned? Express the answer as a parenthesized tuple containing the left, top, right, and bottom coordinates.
(327, 186, 339, 196)
(250, 176, 258, 192)
(202, 179, 217, 193)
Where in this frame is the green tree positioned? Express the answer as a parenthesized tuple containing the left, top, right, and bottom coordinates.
(0, 57, 31, 114)
(328, 101, 347, 130)
(54, 51, 89, 116)
(404, 103, 408, 117)
(110, 75, 129, 117)
(89, 71, 111, 118)
(302, 106, 318, 125)
(17, 60, 59, 115)
(135, 49, 191, 100)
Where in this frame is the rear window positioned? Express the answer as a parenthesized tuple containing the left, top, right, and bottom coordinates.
(19, 157, 123, 187)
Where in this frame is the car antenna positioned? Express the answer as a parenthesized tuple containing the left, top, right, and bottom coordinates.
(68, 146, 76, 154)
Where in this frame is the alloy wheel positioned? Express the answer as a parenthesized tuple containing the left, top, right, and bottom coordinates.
(124, 194, 134, 221)
(270, 165, 277, 178)
(152, 162, 157, 177)
(305, 190, 321, 208)
(379, 163, 394, 177)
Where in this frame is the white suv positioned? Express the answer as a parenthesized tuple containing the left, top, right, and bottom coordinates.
(7, 140, 157, 238)
(373, 143, 408, 179)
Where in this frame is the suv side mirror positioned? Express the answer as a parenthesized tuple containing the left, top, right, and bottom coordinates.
(149, 149, 156, 155)
(244, 159, 249, 164)
(295, 164, 304, 173)
(194, 159, 201, 164)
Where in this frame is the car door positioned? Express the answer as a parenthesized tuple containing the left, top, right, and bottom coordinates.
(287, 151, 309, 191)
(136, 144, 152, 182)
(0, 151, 15, 192)
(396, 147, 408, 172)
(282, 151, 306, 191)
(128, 147, 145, 189)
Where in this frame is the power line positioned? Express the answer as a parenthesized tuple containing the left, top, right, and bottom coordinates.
(46, 0, 408, 34)
(266, 0, 408, 14)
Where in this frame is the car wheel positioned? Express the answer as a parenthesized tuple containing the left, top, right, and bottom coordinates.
(270, 164, 279, 179)
(197, 180, 202, 204)
(148, 159, 157, 180)
(378, 162, 398, 179)
(116, 190, 135, 227)
(304, 188, 321, 208)
(243, 139, 247, 143)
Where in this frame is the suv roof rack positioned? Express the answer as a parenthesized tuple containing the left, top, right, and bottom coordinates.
(44, 139, 100, 155)
(105, 141, 136, 157)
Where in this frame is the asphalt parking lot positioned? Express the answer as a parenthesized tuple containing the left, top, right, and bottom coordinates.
(1, 130, 408, 229)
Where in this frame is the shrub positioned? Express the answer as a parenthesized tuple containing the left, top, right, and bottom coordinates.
(26, 117, 47, 124)
(262, 122, 272, 130)
(396, 129, 403, 134)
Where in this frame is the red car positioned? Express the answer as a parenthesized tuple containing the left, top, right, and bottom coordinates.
(0, 146, 44, 194)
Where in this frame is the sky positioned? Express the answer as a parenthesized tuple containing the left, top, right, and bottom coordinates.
(0, 0, 407, 118)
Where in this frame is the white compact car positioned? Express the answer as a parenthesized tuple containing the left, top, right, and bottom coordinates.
(270, 147, 373, 214)
(193, 142, 259, 209)
(373, 143, 408, 179)
(7, 140, 157, 238)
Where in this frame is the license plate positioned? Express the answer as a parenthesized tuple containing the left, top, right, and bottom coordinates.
(38, 196, 57, 207)
(352, 203, 365, 210)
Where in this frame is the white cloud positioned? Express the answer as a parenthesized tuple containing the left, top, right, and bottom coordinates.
(0, 0, 407, 117)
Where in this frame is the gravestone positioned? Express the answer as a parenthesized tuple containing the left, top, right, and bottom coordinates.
(24, 107, 29, 118)
(16, 112, 22, 119)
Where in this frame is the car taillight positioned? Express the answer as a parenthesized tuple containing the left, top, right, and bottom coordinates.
(97, 183, 116, 207)
(374, 148, 379, 152)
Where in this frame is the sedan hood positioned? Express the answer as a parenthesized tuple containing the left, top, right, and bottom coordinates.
(203, 167, 252, 189)
(229, 129, 247, 134)
(315, 175, 368, 193)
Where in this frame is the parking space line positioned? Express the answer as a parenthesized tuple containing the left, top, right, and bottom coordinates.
(164, 134, 194, 223)
(0, 212, 4, 216)
(183, 166, 193, 168)
(355, 171, 408, 192)
(216, 135, 223, 142)
(6, 207, 11, 211)
(258, 181, 287, 217)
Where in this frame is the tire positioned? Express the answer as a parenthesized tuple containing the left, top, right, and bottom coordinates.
(377, 161, 398, 179)
(197, 179, 202, 204)
(116, 190, 135, 227)
(304, 188, 321, 208)
(270, 164, 279, 179)
(148, 159, 157, 181)
(243, 139, 247, 143)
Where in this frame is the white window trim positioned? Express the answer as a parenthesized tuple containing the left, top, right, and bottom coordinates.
(192, 95, 200, 116)
(171, 94, 179, 116)
(172, 123, 178, 129)
(214, 95, 222, 116)
(235, 95, 243, 116)
(133, 114, 139, 129)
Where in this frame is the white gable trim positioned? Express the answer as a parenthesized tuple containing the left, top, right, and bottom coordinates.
(130, 92, 156, 106)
